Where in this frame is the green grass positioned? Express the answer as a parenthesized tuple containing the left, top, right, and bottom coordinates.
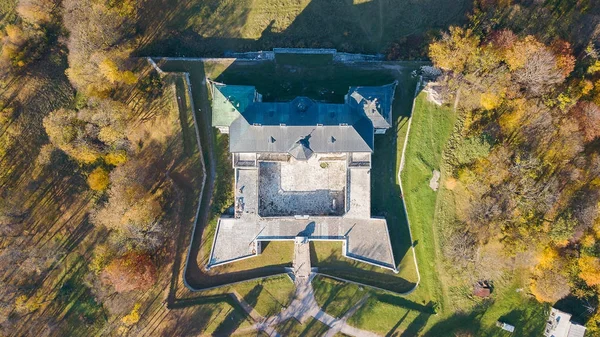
(310, 241, 416, 293)
(234, 275, 295, 317)
(401, 93, 457, 313)
(196, 301, 254, 335)
(423, 282, 548, 336)
(348, 296, 431, 335)
(311, 275, 367, 318)
(345, 93, 455, 335)
(208, 241, 294, 274)
(274, 317, 330, 337)
(139, 0, 470, 56)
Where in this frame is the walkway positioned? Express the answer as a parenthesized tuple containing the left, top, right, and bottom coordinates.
(232, 239, 382, 336)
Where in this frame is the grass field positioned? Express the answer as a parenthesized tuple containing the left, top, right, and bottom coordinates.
(312, 275, 367, 318)
(138, 0, 470, 56)
(274, 317, 330, 337)
(234, 275, 295, 317)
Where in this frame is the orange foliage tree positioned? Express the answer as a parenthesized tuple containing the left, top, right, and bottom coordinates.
(102, 252, 157, 293)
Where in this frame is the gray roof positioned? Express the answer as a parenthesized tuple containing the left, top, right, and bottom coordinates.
(229, 97, 374, 153)
(568, 324, 587, 337)
(212, 83, 397, 154)
(346, 81, 397, 129)
(288, 140, 314, 160)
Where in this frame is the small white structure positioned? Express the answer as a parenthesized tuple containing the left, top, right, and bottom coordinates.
(544, 308, 586, 337)
(496, 321, 515, 333)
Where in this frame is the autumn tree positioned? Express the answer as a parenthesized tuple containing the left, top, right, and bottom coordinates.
(92, 150, 170, 251)
(88, 167, 110, 191)
(17, 0, 56, 25)
(429, 26, 480, 74)
(43, 100, 130, 164)
(571, 101, 600, 142)
(63, 0, 138, 96)
(514, 49, 565, 96)
(579, 255, 600, 286)
(0, 24, 46, 73)
(531, 268, 571, 303)
(101, 252, 156, 292)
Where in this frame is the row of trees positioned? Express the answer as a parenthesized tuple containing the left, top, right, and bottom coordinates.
(429, 1, 600, 331)
(1, 0, 178, 333)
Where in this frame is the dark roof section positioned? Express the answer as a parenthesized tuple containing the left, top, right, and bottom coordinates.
(346, 81, 398, 129)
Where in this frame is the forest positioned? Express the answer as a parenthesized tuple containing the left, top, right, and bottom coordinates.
(427, 0, 600, 333)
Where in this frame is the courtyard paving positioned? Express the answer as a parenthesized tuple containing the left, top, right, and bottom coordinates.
(259, 157, 346, 216)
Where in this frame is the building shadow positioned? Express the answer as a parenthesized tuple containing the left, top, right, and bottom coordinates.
(136, 0, 471, 57)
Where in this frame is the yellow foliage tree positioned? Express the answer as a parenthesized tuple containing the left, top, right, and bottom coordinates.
(429, 26, 480, 73)
(99, 58, 138, 85)
(588, 60, 600, 74)
(538, 247, 559, 270)
(480, 92, 501, 110)
(88, 167, 110, 191)
(105, 151, 128, 166)
(99, 58, 121, 84)
(122, 303, 141, 326)
(579, 255, 600, 286)
(121, 70, 137, 85)
(504, 35, 544, 71)
(530, 268, 570, 303)
(498, 98, 527, 134)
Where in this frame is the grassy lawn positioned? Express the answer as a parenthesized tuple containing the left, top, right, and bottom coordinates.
(234, 275, 295, 317)
(310, 241, 416, 293)
(274, 317, 330, 337)
(210, 241, 294, 274)
(311, 275, 367, 318)
(348, 296, 431, 336)
(401, 93, 457, 312)
(138, 0, 470, 56)
(345, 93, 455, 335)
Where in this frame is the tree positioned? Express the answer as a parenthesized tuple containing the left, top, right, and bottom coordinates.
(514, 49, 565, 96)
(549, 213, 577, 245)
(92, 151, 169, 251)
(17, 0, 55, 25)
(530, 268, 571, 303)
(579, 255, 600, 286)
(43, 101, 130, 164)
(63, 0, 137, 96)
(571, 101, 600, 142)
(550, 40, 576, 78)
(480, 92, 501, 110)
(429, 26, 480, 74)
(101, 252, 156, 292)
(88, 167, 110, 191)
(121, 303, 141, 326)
(503, 36, 544, 71)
